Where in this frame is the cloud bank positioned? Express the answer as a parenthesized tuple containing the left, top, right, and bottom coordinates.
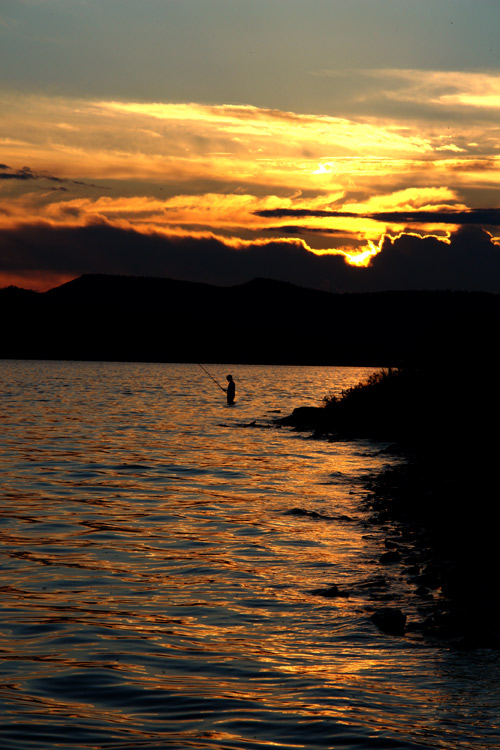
(256, 207, 500, 227)
(2, 87, 500, 293)
(1, 220, 500, 294)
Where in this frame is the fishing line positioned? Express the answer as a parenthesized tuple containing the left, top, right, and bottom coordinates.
(197, 363, 226, 392)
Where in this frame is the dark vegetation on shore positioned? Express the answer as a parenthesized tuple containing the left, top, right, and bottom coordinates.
(281, 358, 500, 648)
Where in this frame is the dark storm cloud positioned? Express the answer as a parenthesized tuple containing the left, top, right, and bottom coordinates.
(1, 222, 500, 293)
(367, 209, 500, 226)
(266, 225, 347, 236)
(0, 222, 353, 290)
(370, 226, 500, 291)
(0, 164, 103, 189)
(257, 208, 353, 220)
(0, 165, 36, 181)
(256, 207, 500, 227)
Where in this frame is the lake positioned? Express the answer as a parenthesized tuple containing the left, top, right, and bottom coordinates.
(0, 360, 498, 750)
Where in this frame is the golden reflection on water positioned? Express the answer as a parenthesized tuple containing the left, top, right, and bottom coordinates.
(0, 362, 499, 750)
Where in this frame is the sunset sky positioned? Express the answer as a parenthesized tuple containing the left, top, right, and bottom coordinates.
(2, 0, 500, 292)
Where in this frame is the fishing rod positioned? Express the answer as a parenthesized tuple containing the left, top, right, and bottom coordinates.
(197, 363, 226, 393)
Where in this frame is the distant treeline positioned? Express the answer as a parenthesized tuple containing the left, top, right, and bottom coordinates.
(2, 274, 500, 365)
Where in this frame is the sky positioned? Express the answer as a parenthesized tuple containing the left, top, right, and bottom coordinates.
(2, 0, 500, 292)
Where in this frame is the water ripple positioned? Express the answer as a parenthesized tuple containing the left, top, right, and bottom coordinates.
(0, 361, 498, 749)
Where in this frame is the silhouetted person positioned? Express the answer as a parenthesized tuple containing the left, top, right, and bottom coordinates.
(225, 374, 235, 405)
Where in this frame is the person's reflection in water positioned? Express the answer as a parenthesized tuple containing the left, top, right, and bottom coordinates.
(225, 374, 235, 405)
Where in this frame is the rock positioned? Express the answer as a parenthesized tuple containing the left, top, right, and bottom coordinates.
(370, 607, 407, 635)
(384, 538, 401, 550)
(379, 550, 401, 564)
(279, 406, 328, 430)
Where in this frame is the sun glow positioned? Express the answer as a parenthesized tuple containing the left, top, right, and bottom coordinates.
(344, 240, 383, 267)
(2, 81, 500, 291)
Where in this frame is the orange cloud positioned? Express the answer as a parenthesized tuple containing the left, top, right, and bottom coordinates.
(2, 86, 500, 292)
(373, 69, 500, 111)
(0, 90, 451, 197)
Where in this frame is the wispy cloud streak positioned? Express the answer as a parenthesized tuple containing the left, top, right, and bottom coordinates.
(1, 82, 500, 291)
(256, 207, 500, 226)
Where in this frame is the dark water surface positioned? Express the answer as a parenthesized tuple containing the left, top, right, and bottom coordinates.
(0, 361, 498, 750)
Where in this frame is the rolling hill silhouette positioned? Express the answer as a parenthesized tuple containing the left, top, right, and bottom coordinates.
(2, 274, 499, 364)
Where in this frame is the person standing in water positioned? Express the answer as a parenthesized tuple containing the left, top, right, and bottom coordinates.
(225, 374, 235, 405)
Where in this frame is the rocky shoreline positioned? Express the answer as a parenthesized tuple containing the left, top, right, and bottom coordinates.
(362, 459, 500, 650)
(277, 371, 500, 650)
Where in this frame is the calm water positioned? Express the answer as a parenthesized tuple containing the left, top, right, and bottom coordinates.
(0, 360, 498, 750)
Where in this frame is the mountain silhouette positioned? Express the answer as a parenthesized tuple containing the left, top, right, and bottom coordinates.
(2, 274, 499, 365)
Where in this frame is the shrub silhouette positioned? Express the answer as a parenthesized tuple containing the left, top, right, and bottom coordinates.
(321, 368, 418, 439)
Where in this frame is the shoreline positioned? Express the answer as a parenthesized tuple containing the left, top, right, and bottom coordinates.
(362, 460, 500, 649)
(277, 370, 500, 650)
